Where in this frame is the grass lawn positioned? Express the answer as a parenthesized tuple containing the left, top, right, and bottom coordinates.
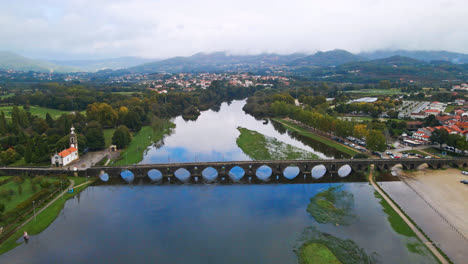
(0, 178, 59, 212)
(9, 158, 50, 167)
(299, 243, 341, 264)
(0, 176, 12, 181)
(444, 105, 455, 113)
(0, 106, 82, 119)
(272, 118, 359, 156)
(374, 191, 416, 238)
(236, 127, 319, 160)
(103, 128, 116, 148)
(113, 120, 175, 165)
(423, 147, 464, 158)
(0, 180, 93, 255)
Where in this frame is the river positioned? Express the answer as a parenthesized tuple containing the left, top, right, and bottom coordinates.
(0, 100, 438, 263)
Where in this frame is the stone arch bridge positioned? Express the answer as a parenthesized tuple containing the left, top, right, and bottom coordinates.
(1, 158, 466, 184)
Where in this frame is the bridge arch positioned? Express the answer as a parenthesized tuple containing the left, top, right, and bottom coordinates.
(148, 169, 163, 182)
(256, 165, 272, 181)
(311, 165, 327, 179)
(337, 165, 352, 177)
(202, 167, 218, 182)
(228, 166, 245, 181)
(283, 165, 300, 180)
(174, 168, 191, 182)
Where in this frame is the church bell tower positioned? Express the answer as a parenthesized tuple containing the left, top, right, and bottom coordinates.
(70, 126, 78, 150)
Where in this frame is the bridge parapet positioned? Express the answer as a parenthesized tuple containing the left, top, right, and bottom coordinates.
(1, 158, 466, 184)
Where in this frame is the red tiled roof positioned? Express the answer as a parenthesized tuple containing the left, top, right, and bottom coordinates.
(58, 147, 78, 158)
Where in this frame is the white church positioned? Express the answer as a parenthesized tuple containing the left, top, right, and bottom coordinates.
(51, 126, 79, 167)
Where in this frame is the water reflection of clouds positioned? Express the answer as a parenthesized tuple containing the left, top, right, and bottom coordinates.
(0, 184, 434, 264)
(141, 99, 331, 164)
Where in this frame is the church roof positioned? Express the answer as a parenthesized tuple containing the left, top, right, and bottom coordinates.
(58, 147, 78, 158)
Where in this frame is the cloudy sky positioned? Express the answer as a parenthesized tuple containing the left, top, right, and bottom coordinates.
(1, 0, 467, 60)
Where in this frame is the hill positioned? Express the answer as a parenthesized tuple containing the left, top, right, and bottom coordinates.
(360, 50, 468, 64)
(129, 52, 307, 73)
(0, 51, 78, 73)
(289, 49, 364, 67)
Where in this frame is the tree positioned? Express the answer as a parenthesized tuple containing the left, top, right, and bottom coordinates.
(85, 121, 105, 150)
(429, 129, 449, 147)
(112, 125, 132, 149)
(0, 111, 7, 135)
(366, 130, 386, 152)
(423, 115, 439, 127)
(24, 143, 32, 164)
(379, 80, 391, 89)
(353, 124, 368, 139)
(45, 113, 54, 128)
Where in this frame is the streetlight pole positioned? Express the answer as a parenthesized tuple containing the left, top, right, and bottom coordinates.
(33, 201, 36, 222)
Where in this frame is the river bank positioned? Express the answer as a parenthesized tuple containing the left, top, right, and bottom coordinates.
(271, 118, 359, 156)
(236, 127, 319, 160)
(0, 177, 93, 255)
(112, 120, 175, 165)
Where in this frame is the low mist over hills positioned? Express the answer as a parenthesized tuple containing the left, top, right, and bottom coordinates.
(51, 57, 154, 72)
(0, 49, 467, 74)
(0, 51, 78, 73)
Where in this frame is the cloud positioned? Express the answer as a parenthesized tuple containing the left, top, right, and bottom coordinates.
(0, 0, 467, 59)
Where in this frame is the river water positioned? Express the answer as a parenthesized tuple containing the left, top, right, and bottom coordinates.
(0, 100, 438, 263)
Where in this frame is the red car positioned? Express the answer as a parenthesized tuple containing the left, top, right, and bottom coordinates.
(394, 156, 401, 159)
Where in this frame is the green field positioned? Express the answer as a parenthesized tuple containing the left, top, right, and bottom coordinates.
(272, 118, 359, 156)
(113, 120, 175, 165)
(0, 178, 59, 212)
(444, 105, 455, 113)
(0, 106, 83, 119)
(236, 127, 319, 160)
(299, 243, 341, 264)
(103, 128, 116, 148)
(0, 179, 93, 255)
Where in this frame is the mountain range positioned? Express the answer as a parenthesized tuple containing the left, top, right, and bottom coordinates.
(1, 49, 467, 73)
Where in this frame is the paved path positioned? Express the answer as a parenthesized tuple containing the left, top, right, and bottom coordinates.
(368, 165, 449, 264)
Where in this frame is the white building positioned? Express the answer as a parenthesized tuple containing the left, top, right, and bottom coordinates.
(51, 126, 79, 167)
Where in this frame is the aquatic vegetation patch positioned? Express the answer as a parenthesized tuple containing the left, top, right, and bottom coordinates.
(236, 127, 319, 160)
(307, 185, 356, 225)
(295, 227, 378, 264)
(298, 243, 342, 264)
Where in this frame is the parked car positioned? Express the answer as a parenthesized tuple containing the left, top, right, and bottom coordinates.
(394, 156, 401, 159)
(408, 153, 416, 156)
(461, 180, 468, 184)
(417, 154, 424, 158)
(402, 154, 408, 158)
(461, 171, 468, 175)
(386, 152, 392, 155)
(425, 156, 432, 159)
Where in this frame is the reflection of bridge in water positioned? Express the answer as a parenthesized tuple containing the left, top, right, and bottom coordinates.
(1, 158, 466, 184)
(88, 158, 468, 184)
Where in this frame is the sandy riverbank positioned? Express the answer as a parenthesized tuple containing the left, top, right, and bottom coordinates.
(398, 166, 468, 239)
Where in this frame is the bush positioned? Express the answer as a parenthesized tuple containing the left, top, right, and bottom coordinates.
(39, 180, 51, 189)
(0, 203, 5, 213)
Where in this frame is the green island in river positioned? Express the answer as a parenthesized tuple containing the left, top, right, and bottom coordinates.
(236, 127, 319, 160)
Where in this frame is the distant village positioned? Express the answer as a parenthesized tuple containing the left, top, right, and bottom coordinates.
(141, 73, 290, 94)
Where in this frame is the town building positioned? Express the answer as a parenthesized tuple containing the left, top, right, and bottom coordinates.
(51, 126, 79, 167)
